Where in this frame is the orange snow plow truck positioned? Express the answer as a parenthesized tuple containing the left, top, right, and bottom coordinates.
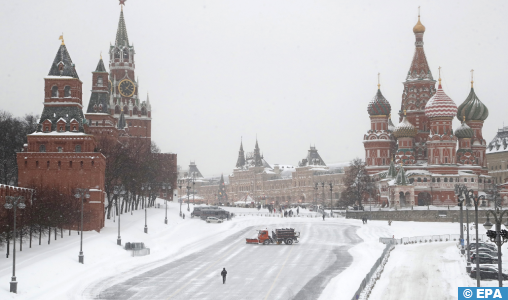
(246, 228, 300, 245)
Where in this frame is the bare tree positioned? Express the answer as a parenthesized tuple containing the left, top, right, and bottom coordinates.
(341, 158, 375, 209)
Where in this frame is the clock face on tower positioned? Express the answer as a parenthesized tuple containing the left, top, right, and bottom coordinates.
(119, 79, 136, 97)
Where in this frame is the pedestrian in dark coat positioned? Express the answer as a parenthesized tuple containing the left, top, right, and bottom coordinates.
(297, 207, 299, 215)
(221, 268, 227, 284)
(322, 213, 325, 221)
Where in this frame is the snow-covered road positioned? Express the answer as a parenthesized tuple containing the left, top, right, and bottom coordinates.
(95, 222, 361, 300)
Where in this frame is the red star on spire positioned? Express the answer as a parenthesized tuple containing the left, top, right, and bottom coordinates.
(119, 0, 126, 6)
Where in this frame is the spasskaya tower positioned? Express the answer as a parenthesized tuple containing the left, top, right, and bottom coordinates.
(109, 3, 151, 142)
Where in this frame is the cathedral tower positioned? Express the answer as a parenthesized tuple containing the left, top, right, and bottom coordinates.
(400, 11, 437, 161)
(364, 78, 396, 173)
(425, 72, 458, 169)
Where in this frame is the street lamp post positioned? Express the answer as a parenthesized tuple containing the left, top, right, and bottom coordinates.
(4, 196, 26, 293)
(179, 182, 183, 216)
(466, 206, 471, 273)
(483, 208, 508, 287)
(74, 188, 90, 264)
(163, 183, 171, 224)
(141, 185, 150, 233)
(113, 186, 125, 245)
(455, 184, 484, 287)
(192, 173, 196, 208)
(186, 181, 191, 213)
(321, 182, 325, 214)
(329, 183, 333, 217)
(314, 183, 318, 211)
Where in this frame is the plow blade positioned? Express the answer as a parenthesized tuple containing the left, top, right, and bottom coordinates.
(246, 238, 259, 244)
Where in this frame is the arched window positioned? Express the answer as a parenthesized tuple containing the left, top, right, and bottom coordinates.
(97, 76, 103, 87)
(409, 178, 414, 184)
(437, 178, 441, 182)
(444, 178, 448, 182)
(123, 48, 129, 59)
(123, 106, 129, 114)
(39, 144, 46, 153)
(141, 107, 147, 115)
(133, 106, 138, 115)
(423, 178, 428, 182)
(115, 105, 121, 114)
(432, 178, 435, 182)
(471, 178, 475, 182)
(64, 86, 71, 97)
(417, 178, 421, 182)
(464, 178, 468, 182)
(51, 86, 58, 98)
(75, 145, 81, 153)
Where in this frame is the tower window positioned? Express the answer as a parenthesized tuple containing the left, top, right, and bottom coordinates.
(39, 144, 46, 152)
(51, 86, 59, 98)
(45, 126, 49, 132)
(70, 161, 73, 168)
(57, 147, 63, 152)
(75, 145, 81, 153)
(58, 161, 61, 169)
(97, 76, 103, 87)
(36, 161, 39, 168)
(64, 86, 71, 98)
(47, 161, 50, 168)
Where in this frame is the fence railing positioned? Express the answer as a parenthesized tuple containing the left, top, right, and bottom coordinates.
(379, 234, 487, 245)
(231, 212, 344, 218)
(352, 244, 394, 300)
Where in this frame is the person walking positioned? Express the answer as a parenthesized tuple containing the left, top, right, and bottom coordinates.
(297, 207, 299, 215)
(221, 268, 227, 284)
(322, 213, 325, 221)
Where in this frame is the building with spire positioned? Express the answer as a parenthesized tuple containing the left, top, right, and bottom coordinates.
(16, 3, 178, 232)
(106, 5, 152, 143)
(364, 10, 493, 208)
(17, 38, 107, 231)
(197, 140, 346, 207)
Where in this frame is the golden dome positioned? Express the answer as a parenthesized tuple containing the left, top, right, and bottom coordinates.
(413, 16, 425, 34)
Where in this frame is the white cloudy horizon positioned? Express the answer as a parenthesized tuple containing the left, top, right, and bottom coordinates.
(1, 0, 507, 177)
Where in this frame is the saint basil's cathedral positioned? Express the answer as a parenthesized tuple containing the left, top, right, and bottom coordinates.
(364, 13, 492, 208)
(16, 4, 177, 231)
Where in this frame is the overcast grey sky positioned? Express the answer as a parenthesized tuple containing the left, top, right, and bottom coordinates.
(1, 0, 507, 177)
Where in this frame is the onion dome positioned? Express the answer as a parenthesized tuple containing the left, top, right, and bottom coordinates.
(388, 114, 396, 132)
(457, 85, 489, 122)
(425, 78, 457, 118)
(393, 110, 417, 138)
(367, 89, 391, 116)
(455, 117, 474, 139)
(413, 14, 425, 34)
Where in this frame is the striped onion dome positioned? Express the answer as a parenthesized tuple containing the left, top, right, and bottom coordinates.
(455, 120, 474, 139)
(393, 112, 417, 138)
(367, 89, 391, 116)
(457, 87, 489, 122)
(425, 83, 457, 118)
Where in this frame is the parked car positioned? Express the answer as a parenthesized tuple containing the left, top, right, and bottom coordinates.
(471, 253, 498, 264)
(468, 243, 496, 251)
(470, 247, 500, 257)
(470, 265, 508, 280)
(206, 217, 223, 223)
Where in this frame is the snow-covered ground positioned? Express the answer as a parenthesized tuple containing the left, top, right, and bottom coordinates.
(0, 200, 491, 300)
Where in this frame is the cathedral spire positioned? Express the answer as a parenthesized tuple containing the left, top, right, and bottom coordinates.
(253, 138, 263, 167)
(236, 138, 246, 168)
(115, 6, 130, 47)
(406, 8, 432, 82)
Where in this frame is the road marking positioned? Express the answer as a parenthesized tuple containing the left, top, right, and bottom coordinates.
(263, 245, 295, 300)
(166, 242, 243, 299)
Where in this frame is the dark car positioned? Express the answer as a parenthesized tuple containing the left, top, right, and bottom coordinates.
(471, 253, 498, 264)
(470, 265, 508, 280)
(468, 243, 496, 251)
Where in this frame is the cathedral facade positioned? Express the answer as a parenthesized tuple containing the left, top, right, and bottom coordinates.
(364, 14, 493, 208)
